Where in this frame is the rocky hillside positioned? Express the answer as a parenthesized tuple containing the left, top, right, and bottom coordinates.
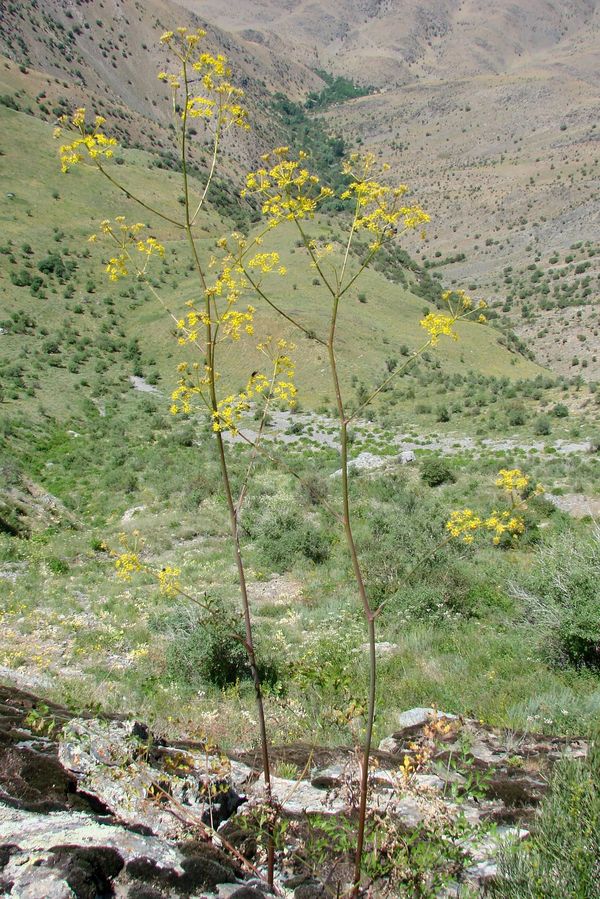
(0, 0, 324, 174)
(176, 0, 600, 85)
(0, 0, 598, 379)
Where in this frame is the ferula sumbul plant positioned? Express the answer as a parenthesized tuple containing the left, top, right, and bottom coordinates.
(55, 25, 532, 896)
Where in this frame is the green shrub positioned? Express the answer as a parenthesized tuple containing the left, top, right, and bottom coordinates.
(244, 488, 331, 569)
(507, 407, 526, 426)
(534, 415, 552, 436)
(165, 608, 281, 690)
(47, 557, 70, 574)
(420, 457, 456, 487)
(515, 529, 600, 668)
(491, 743, 600, 898)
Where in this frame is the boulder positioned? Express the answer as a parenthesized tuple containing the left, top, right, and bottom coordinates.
(247, 774, 347, 816)
(59, 718, 247, 838)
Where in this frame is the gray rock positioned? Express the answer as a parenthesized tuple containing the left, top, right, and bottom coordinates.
(469, 740, 506, 765)
(397, 707, 457, 731)
(217, 885, 265, 898)
(370, 793, 425, 828)
(398, 449, 416, 464)
(59, 718, 244, 839)
(378, 735, 401, 754)
(412, 773, 445, 792)
(331, 452, 387, 477)
(247, 775, 347, 816)
(311, 763, 347, 789)
(0, 805, 185, 870)
(5, 870, 74, 899)
(294, 883, 325, 899)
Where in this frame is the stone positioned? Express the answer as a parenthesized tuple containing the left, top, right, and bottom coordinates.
(412, 773, 445, 792)
(219, 888, 267, 899)
(0, 803, 216, 897)
(0, 805, 185, 870)
(398, 450, 416, 464)
(247, 775, 347, 816)
(294, 882, 325, 899)
(310, 763, 348, 789)
(469, 740, 506, 766)
(378, 735, 401, 754)
(331, 452, 387, 478)
(396, 707, 457, 732)
(58, 718, 245, 839)
(372, 794, 425, 829)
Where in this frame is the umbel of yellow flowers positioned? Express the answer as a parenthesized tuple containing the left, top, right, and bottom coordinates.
(446, 469, 544, 545)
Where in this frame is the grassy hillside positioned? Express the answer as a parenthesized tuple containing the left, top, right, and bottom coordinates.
(1, 102, 553, 430)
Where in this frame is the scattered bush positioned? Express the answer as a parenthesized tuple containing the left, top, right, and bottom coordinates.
(165, 607, 281, 690)
(514, 528, 600, 668)
(420, 457, 456, 487)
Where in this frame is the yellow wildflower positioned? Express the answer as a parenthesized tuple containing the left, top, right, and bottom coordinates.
(420, 312, 458, 345)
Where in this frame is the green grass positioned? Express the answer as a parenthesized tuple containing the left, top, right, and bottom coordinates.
(1, 403, 599, 747)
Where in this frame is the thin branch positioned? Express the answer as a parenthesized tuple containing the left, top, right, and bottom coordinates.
(294, 219, 337, 298)
(96, 162, 184, 229)
(242, 268, 326, 345)
(345, 338, 432, 424)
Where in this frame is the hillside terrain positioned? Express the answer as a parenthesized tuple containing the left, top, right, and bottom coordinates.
(1, 1, 598, 376)
(174, 0, 600, 378)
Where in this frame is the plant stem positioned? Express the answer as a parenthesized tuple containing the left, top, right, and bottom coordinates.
(180, 60, 275, 886)
(326, 295, 376, 898)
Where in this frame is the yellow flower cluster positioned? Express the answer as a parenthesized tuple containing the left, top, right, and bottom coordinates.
(106, 255, 129, 281)
(446, 469, 541, 546)
(242, 148, 334, 227)
(420, 290, 488, 345)
(115, 551, 142, 581)
(55, 109, 118, 173)
(157, 566, 181, 597)
(484, 511, 525, 544)
(442, 289, 487, 315)
(89, 218, 165, 282)
(419, 313, 458, 345)
(221, 305, 256, 340)
(113, 534, 184, 601)
(496, 468, 530, 494)
(247, 252, 286, 275)
(446, 508, 525, 546)
(158, 27, 248, 131)
(211, 341, 297, 434)
(341, 153, 429, 239)
(446, 509, 481, 544)
(170, 363, 212, 415)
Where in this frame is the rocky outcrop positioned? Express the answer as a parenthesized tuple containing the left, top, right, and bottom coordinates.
(0, 471, 80, 537)
(0, 685, 253, 897)
(0, 688, 589, 897)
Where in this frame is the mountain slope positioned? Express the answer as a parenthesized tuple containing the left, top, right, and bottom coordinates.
(0, 103, 544, 428)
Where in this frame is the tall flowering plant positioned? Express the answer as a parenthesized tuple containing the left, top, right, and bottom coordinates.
(56, 25, 537, 896)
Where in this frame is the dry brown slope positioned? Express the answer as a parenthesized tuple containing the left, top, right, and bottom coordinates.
(0, 0, 324, 171)
(174, 0, 599, 85)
